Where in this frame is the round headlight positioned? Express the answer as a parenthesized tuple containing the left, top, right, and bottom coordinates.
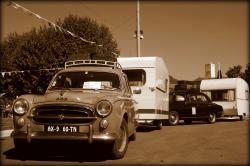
(96, 100, 112, 117)
(13, 99, 29, 115)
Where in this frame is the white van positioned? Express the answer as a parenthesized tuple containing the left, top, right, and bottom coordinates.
(200, 78, 249, 120)
(118, 57, 169, 129)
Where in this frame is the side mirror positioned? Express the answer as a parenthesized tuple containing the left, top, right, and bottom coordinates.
(133, 88, 141, 94)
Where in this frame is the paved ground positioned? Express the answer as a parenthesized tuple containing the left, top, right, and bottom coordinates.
(0, 119, 249, 166)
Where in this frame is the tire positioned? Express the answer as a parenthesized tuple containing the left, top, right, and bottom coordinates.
(184, 120, 192, 124)
(153, 120, 162, 130)
(110, 119, 128, 159)
(239, 115, 246, 121)
(168, 111, 179, 126)
(208, 113, 216, 124)
(129, 132, 136, 141)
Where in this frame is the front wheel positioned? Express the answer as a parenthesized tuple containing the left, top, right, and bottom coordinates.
(110, 119, 128, 159)
(208, 113, 216, 124)
(129, 132, 136, 141)
(168, 111, 179, 126)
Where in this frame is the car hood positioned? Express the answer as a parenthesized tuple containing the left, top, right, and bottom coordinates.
(210, 102, 223, 109)
(33, 90, 120, 105)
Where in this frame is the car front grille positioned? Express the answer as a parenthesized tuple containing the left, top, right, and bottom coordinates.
(32, 105, 97, 125)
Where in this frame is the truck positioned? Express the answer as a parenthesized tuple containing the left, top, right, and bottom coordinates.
(118, 57, 169, 129)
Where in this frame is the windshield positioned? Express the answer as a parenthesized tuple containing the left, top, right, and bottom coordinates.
(49, 71, 120, 90)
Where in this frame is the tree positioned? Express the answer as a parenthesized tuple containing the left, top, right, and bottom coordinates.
(225, 65, 244, 78)
(0, 15, 120, 97)
(243, 63, 250, 86)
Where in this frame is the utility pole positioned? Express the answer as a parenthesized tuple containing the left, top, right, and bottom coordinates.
(136, 0, 141, 57)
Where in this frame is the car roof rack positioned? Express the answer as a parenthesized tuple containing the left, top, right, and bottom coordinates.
(65, 60, 122, 69)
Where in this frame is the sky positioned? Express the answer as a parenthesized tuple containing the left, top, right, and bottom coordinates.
(1, 0, 249, 80)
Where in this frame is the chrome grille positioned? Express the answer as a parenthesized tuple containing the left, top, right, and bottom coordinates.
(32, 105, 96, 125)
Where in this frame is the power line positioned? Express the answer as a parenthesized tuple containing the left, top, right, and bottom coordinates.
(6, 1, 119, 57)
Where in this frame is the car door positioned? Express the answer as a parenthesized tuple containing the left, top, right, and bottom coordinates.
(173, 93, 191, 117)
(186, 94, 198, 118)
(195, 94, 212, 117)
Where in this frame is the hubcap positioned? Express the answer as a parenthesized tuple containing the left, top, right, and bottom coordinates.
(170, 114, 177, 122)
(209, 114, 215, 121)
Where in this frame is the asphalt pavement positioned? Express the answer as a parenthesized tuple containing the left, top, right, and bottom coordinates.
(1, 119, 249, 165)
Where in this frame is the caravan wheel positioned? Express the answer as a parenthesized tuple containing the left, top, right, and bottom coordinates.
(154, 121, 162, 130)
(239, 115, 246, 121)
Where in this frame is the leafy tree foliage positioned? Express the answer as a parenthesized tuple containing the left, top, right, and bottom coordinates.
(0, 15, 119, 97)
(225, 65, 244, 78)
(243, 63, 250, 86)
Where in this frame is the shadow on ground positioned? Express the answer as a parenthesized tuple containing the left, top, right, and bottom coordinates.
(3, 141, 115, 162)
(136, 126, 159, 132)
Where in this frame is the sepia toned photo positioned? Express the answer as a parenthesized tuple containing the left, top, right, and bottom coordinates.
(0, 0, 249, 165)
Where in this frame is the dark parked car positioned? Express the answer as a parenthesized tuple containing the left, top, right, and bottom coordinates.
(168, 91, 223, 125)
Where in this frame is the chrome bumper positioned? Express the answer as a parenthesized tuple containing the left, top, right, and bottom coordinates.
(11, 124, 117, 144)
(11, 131, 116, 143)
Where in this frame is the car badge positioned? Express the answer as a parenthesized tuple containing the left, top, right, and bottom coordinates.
(58, 114, 64, 120)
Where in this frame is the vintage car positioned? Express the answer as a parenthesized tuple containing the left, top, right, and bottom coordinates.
(168, 90, 223, 126)
(11, 60, 137, 159)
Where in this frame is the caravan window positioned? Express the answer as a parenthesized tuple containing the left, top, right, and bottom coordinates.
(203, 90, 235, 102)
(122, 69, 146, 86)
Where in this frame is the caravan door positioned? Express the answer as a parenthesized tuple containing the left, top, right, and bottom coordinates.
(123, 68, 156, 112)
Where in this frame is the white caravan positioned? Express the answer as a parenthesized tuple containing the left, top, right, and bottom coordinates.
(118, 57, 169, 129)
(200, 78, 249, 120)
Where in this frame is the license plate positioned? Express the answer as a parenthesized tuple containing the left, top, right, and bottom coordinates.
(45, 125, 79, 133)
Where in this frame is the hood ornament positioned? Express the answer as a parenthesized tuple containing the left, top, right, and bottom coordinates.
(56, 91, 68, 101)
